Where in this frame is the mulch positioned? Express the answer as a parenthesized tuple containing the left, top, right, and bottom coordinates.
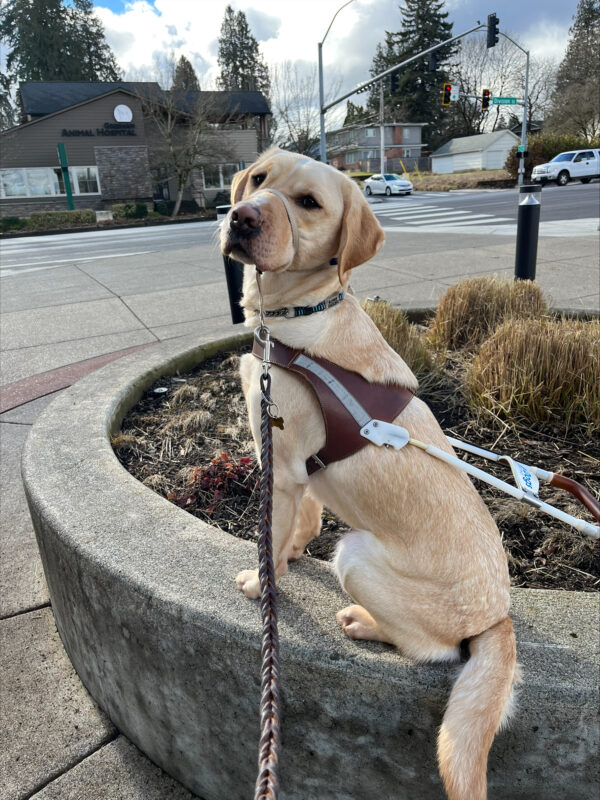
(114, 348, 599, 592)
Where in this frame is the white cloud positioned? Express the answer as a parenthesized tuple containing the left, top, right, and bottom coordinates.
(96, 0, 568, 101)
(523, 20, 569, 61)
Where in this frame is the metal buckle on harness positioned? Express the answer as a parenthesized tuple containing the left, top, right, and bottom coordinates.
(360, 419, 410, 450)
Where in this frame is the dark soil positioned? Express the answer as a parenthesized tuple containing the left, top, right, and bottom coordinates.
(114, 348, 599, 592)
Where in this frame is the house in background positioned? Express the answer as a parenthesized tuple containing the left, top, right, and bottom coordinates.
(0, 81, 270, 216)
(326, 122, 429, 173)
(431, 130, 519, 174)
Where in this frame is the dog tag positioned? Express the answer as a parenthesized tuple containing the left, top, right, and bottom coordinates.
(271, 416, 285, 430)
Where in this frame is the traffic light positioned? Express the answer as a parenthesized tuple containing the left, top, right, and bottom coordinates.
(481, 88, 491, 111)
(390, 71, 400, 93)
(442, 83, 452, 106)
(428, 51, 439, 73)
(487, 13, 499, 48)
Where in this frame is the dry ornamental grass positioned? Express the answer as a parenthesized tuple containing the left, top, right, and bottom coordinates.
(428, 276, 548, 351)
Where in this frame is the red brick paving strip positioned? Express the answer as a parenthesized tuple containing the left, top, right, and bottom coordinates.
(0, 341, 157, 414)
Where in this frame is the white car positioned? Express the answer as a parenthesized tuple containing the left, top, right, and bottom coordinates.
(531, 149, 600, 186)
(364, 173, 413, 196)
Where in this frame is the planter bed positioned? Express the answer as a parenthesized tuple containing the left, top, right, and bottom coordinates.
(22, 333, 599, 800)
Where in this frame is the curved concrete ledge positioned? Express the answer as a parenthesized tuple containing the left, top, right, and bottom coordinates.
(22, 333, 599, 800)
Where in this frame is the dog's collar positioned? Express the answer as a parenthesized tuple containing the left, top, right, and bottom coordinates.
(256, 285, 344, 320)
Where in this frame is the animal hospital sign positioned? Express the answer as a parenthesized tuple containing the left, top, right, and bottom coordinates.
(61, 122, 137, 137)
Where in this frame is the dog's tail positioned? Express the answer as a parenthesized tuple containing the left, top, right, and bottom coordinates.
(437, 616, 520, 800)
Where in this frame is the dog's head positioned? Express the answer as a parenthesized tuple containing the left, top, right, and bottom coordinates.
(220, 148, 384, 284)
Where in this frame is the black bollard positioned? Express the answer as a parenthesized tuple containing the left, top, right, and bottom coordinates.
(217, 204, 246, 325)
(514, 184, 542, 281)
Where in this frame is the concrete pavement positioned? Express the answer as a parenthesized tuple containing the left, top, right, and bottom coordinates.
(1, 220, 598, 799)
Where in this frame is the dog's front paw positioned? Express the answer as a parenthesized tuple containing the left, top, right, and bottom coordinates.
(235, 569, 261, 599)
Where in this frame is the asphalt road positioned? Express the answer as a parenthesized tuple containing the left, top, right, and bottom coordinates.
(371, 179, 600, 225)
(1, 182, 598, 276)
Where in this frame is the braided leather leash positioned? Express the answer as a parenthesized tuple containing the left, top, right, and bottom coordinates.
(254, 270, 282, 800)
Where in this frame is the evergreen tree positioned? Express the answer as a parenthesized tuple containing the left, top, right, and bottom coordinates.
(0, 0, 121, 123)
(172, 55, 201, 92)
(366, 0, 455, 149)
(1, 0, 120, 81)
(216, 5, 270, 97)
(343, 100, 374, 127)
(547, 0, 600, 137)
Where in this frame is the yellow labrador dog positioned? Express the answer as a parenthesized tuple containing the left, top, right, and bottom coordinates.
(220, 148, 519, 800)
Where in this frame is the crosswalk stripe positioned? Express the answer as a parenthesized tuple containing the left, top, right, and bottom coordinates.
(393, 209, 472, 221)
(407, 213, 492, 225)
(433, 216, 513, 226)
(373, 205, 436, 216)
(376, 208, 457, 219)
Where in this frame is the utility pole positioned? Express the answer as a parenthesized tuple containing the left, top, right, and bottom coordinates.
(318, 0, 356, 163)
(379, 80, 385, 174)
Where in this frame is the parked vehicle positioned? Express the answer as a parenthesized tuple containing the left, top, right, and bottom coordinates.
(346, 171, 373, 189)
(364, 173, 413, 196)
(531, 149, 600, 186)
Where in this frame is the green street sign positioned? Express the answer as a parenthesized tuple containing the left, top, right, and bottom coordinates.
(493, 97, 518, 105)
(518, 145, 525, 152)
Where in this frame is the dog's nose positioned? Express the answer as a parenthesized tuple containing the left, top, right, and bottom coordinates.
(230, 204, 260, 235)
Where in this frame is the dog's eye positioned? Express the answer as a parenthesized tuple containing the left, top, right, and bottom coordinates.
(252, 173, 266, 187)
(300, 195, 320, 210)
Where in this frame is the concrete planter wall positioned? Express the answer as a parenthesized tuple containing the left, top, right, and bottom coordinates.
(22, 332, 599, 800)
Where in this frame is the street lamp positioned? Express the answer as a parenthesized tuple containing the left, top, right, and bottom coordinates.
(318, 0, 355, 163)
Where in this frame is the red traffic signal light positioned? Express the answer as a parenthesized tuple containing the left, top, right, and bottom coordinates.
(442, 83, 452, 106)
(487, 13, 499, 48)
(481, 88, 491, 111)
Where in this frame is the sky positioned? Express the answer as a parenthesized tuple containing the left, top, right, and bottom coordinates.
(94, 0, 577, 121)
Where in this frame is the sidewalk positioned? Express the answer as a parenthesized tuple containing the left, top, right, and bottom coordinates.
(1, 228, 598, 798)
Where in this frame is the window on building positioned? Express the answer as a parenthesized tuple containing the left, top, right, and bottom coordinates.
(1, 169, 27, 197)
(403, 128, 412, 142)
(72, 167, 99, 194)
(202, 165, 221, 189)
(366, 128, 376, 138)
(26, 168, 55, 196)
(221, 163, 239, 186)
(0, 166, 100, 198)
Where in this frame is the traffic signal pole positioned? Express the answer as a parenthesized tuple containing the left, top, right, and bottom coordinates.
(497, 30, 530, 186)
(319, 22, 485, 163)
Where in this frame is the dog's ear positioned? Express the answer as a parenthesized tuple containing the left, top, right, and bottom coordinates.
(230, 167, 251, 204)
(337, 181, 385, 280)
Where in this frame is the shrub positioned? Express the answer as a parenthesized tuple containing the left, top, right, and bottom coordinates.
(362, 299, 434, 377)
(28, 209, 96, 229)
(0, 216, 28, 232)
(467, 317, 600, 428)
(154, 201, 170, 215)
(505, 132, 600, 181)
(428, 277, 547, 351)
(111, 202, 148, 219)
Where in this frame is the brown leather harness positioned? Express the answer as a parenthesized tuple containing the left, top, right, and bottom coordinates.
(252, 336, 413, 475)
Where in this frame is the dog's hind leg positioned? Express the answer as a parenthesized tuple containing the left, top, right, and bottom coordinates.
(288, 488, 323, 562)
(333, 530, 461, 661)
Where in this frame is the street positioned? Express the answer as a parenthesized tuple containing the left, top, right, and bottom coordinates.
(0, 182, 598, 392)
(1, 182, 598, 277)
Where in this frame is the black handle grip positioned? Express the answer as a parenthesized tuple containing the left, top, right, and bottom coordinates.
(223, 255, 245, 325)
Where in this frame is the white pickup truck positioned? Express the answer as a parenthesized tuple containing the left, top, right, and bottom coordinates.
(531, 148, 600, 186)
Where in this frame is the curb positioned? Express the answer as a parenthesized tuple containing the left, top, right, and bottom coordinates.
(22, 332, 599, 800)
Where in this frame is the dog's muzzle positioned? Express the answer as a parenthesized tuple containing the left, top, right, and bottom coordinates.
(228, 189, 300, 252)
(229, 203, 261, 241)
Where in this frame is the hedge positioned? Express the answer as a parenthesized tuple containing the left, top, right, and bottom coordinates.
(505, 132, 600, 180)
(29, 209, 96, 229)
(0, 216, 29, 232)
(111, 202, 148, 219)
